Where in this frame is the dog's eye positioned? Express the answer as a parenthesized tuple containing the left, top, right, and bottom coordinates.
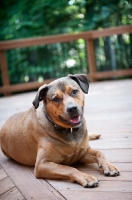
(52, 97, 60, 102)
(72, 89, 78, 95)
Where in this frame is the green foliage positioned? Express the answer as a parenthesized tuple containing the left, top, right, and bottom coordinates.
(0, 0, 132, 40)
(0, 0, 132, 86)
(6, 40, 87, 85)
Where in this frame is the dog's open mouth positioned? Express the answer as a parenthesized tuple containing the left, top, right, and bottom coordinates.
(69, 116, 81, 124)
(59, 115, 81, 126)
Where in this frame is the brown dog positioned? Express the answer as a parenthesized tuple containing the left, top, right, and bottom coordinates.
(0, 74, 119, 188)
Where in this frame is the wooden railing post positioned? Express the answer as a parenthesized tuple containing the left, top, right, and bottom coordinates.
(0, 50, 10, 96)
(0, 25, 132, 95)
(86, 39, 97, 82)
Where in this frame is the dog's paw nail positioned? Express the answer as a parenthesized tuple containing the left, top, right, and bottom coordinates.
(105, 171, 120, 177)
(104, 172, 110, 176)
(84, 183, 89, 188)
(111, 174, 117, 177)
(117, 171, 120, 175)
(115, 171, 120, 176)
(84, 181, 99, 188)
(93, 182, 99, 187)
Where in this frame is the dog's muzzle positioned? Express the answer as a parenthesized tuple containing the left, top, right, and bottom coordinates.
(59, 104, 82, 127)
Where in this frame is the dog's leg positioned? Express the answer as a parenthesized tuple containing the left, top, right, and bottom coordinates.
(34, 148, 99, 188)
(80, 147, 120, 176)
(88, 133, 101, 140)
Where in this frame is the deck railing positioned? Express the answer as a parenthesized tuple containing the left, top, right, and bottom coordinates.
(0, 25, 132, 95)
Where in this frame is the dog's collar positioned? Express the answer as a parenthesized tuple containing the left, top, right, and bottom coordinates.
(44, 112, 79, 133)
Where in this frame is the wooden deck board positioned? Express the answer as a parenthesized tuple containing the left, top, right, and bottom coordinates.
(0, 164, 25, 200)
(0, 176, 14, 196)
(0, 187, 25, 200)
(58, 191, 132, 200)
(0, 167, 8, 180)
(0, 152, 65, 200)
(49, 180, 132, 192)
(0, 79, 132, 199)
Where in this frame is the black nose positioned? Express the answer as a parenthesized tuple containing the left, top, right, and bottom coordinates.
(67, 105, 77, 114)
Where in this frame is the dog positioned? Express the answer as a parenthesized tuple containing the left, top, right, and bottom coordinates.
(0, 74, 120, 188)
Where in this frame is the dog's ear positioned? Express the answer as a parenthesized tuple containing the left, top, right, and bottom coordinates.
(32, 84, 49, 109)
(68, 74, 89, 94)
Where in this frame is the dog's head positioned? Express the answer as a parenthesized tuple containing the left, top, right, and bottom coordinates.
(32, 74, 89, 128)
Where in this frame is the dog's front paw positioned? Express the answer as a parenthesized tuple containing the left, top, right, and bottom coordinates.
(99, 161, 120, 177)
(75, 172, 99, 188)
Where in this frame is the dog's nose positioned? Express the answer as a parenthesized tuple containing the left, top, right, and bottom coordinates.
(67, 105, 77, 114)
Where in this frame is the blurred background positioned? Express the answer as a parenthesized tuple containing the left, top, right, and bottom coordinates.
(0, 0, 132, 88)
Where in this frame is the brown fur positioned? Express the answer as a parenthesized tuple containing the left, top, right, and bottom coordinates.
(0, 74, 119, 188)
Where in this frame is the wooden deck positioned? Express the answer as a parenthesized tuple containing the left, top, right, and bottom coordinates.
(0, 79, 132, 200)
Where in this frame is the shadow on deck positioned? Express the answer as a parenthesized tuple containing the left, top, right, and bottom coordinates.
(0, 79, 132, 200)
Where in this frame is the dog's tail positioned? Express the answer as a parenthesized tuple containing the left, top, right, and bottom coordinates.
(89, 133, 101, 140)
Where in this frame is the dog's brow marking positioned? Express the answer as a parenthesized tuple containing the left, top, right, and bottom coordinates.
(58, 81, 65, 92)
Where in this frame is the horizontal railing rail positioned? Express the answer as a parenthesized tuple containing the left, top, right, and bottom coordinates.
(0, 25, 132, 95)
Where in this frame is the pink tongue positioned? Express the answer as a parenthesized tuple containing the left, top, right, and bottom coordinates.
(69, 116, 81, 124)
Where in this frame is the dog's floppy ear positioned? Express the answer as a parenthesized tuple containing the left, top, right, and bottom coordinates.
(68, 74, 89, 94)
(32, 84, 49, 109)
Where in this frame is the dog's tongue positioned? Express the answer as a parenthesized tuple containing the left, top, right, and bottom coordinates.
(69, 116, 81, 124)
